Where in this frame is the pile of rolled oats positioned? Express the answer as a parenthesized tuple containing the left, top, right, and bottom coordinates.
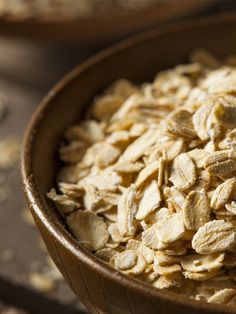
(48, 50, 236, 306)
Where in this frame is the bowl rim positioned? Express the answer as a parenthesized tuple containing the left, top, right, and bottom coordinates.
(22, 12, 236, 313)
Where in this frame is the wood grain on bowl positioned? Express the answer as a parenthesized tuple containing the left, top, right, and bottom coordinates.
(22, 14, 236, 314)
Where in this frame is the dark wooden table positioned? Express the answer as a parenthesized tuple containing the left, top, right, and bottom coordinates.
(0, 37, 100, 314)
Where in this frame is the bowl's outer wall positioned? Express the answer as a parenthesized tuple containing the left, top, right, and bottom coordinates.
(23, 16, 236, 314)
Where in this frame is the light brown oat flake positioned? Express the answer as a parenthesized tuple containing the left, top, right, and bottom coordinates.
(126, 255, 147, 276)
(98, 190, 121, 206)
(92, 95, 124, 121)
(119, 129, 159, 162)
(95, 143, 121, 168)
(201, 67, 236, 95)
(225, 201, 236, 215)
(157, 156, 165, 187)
(126, 239, 154, 264)
(47, 188, 81, 214)
(192, 220, 236, 254)
(136, 180, 161, 220)
(154, 251, 178, 266)
(113, 250, 138, 270)
(66, 211, 109, 251)
(135, 161, 159, 188)
(114, 161, 144, 173)
(80, 170, 122, 191)
(113, 250, 146, 276)
(188, 149, 210, 169)
(64, 125, 90, 143)
(103, 207, 117, 222)
(108, 223, 129, 243)
(208, 160, 236, 180)
(180, 253, 224, 273)
(204, 150, 236, 167)
(166, 109, 196, 138)
(204, 150, 236, 179)
(164, 240, 187, 256)
(208, 288, 236, 306)
(117, 184, 138, 237)
(106, 130, 130, 145)
(145, 207, 170, 225)
(219, 128, 236, 150)
(154, 263, 182, 276)
(56, 164, 89, 183)
(29, 272, 56, 293)
(142, 212, 185, 250)
(192, 102, 220, 141)
(58, 182, 83, 198)
(184, 270, 222, 281)
(0, 138, 20, 169)
(80, 184, 102, 211)
(169, 153, 196, 191)
(95, 248, 118, 262)
(164, 186, 185, 213)
(158, 137, 184, 162)
(210, 178, 236, 209)
(192, 170, 211, 191)
(153, 273, 181, 289)
(183, 190, 210, 230)
(59, 141, 87, 164)
(105, 79, 138, 99)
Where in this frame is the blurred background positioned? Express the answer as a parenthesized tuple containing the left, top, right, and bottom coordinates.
(0, 1, 235, 313)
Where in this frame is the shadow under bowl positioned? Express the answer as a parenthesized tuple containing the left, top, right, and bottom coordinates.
(22, 13, 236, 314)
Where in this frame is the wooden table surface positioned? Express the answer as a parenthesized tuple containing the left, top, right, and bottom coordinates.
(0, 2, 235, 313)
(0, 37, 101, 314)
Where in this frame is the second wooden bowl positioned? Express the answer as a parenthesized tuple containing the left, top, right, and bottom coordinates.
(0, 0, 210, 42)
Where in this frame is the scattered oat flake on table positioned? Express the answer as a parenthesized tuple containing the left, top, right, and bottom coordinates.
(47, 50, 236, 306)
(0, 138, 20, 169)
(29, 272, 56, 293)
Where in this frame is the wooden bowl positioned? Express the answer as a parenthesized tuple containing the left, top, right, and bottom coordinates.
(22, 13, 236, 314)
(0, 1, 210, 43)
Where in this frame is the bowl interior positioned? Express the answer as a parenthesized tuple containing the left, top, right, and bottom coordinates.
(23, 13, 236, 314)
